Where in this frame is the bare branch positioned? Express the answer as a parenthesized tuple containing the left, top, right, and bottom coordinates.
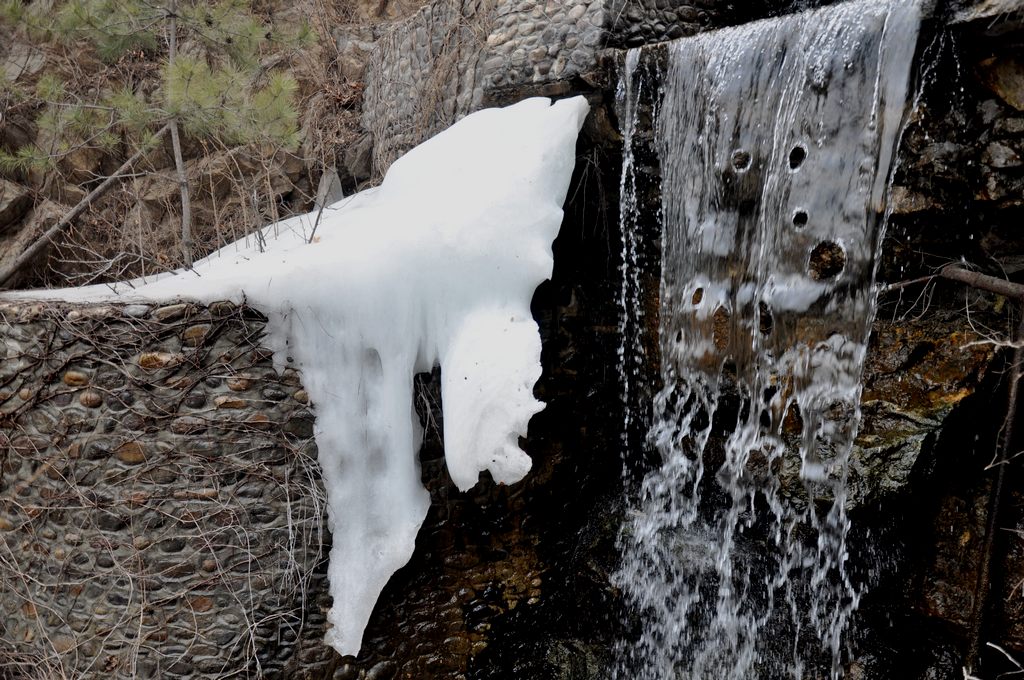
(877, 273, 938, 294)
(0, 124, 172, 290)
(941, 264, 1024, 300)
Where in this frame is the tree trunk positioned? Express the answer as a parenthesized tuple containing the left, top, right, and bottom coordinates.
(169, 120, 193, 268)
(167, 0, 193, 268)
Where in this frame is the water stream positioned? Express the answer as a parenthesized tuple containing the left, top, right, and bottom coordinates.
(614, 2, 921, 677)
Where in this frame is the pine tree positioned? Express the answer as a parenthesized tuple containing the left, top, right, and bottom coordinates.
(0, 0, 313, 282)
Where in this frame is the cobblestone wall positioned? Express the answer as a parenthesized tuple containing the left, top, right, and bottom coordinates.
(361, 0, 497, 171)
(0, 300, 335, 679)
(605, 0, 722, 46)
(361, 0, 605, 170)
(480, 0, 606, 90)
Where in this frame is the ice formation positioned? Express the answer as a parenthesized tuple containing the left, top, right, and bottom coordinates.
(6, 96, 590, 655)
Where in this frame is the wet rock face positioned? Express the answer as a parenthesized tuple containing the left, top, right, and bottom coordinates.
(848, 315, 995, 505)
(999, 489, 1024, 651)
(882, 18, 1024, 283)
(921, 487, 990, 631)
(859, 17, 1024, 671)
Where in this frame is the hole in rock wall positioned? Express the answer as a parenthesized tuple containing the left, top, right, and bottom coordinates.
(793, 209, 809, 228)
(758, 301, 774, 336)
(808, 240, 846, 280)
(712, 306, 730, 350)
(732, 149, 752, 170)
(789, 144, 807, 169)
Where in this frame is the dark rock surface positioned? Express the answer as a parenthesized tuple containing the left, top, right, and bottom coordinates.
(0, 180, 31, 234)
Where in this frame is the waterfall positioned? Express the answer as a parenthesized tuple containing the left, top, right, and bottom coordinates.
(614, 1, 921, 678)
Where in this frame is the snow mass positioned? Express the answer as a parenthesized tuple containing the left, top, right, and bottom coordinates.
(4, 95, 590, 655)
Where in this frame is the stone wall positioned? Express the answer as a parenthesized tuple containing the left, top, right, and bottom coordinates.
(358, 0, 606, 171)
(605, 0, 722, 46)
(0, 300, 334, 679)
(602, 0, 863, 47)
(480, 0, 606, 89)
(360, 0, 497, 171)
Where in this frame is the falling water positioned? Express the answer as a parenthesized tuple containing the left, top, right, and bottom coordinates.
(617, 47, 647, 456)
(614, 1, 921, 678)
